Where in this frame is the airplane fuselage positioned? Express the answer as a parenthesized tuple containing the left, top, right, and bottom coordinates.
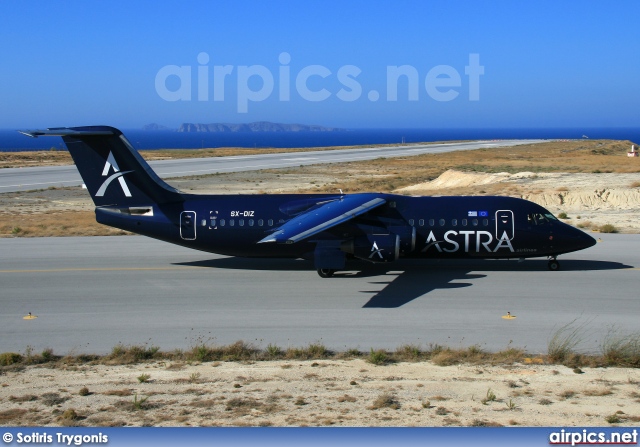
(96, 193, 594, 262)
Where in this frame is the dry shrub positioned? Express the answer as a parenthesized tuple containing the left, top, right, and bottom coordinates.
(103, 389, 132, 396)
(225, 397, 277, 415)
(0, 408, 27, 423)
(41, 392, 69, 406)
(370, 393, 400, 410)
(9, 394, 38, 402)
(583, 387, 613, 397)
(597, 224, 618, 233)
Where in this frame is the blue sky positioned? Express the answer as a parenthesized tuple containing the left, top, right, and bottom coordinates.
(1, 1, 639, 129)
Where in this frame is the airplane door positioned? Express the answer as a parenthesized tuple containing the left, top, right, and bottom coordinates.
(495, 210, 514, 240)
(180, 211, 196, 240)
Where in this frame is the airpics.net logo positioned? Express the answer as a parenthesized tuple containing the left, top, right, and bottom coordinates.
(155, 52, 484, 113)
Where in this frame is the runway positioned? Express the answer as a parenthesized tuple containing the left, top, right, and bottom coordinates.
(0, 234, 637, 355)
(0, 139, 544, 193)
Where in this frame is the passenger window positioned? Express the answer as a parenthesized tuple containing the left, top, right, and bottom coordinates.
(419, 219, 424, 227)
(429, 219, 435, 226)
(201, 219, 207, 227)
(409, 219, 415, 226)
(239, 219, 244, 226)
(258, 219, 264, 226)
(219, 219, 225, 226)
(462, 219, 467, 226)
(439, 219, 445, 226)
(210, 218, 217, 226)
(452, 219, 457, 226)
(229, 219, 235, 226)
(248, 219, 254, 226)
(268, 219, 273, 226)
(482, 219, 489, 226)
(472, 219, 478, 226)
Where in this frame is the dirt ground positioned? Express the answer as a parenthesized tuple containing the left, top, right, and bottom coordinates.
(1, 359, 639, 427)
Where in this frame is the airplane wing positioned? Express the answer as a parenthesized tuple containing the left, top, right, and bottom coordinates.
(258, 194, 386, 244)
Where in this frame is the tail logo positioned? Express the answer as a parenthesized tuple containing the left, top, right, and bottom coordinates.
(96, 151, 133, 197)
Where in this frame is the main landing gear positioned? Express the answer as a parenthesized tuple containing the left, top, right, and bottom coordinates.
(317, 269, 336, 278)
(547, 256, 560, 271)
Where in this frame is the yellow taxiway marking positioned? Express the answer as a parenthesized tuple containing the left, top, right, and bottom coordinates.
(502, 312, 517, 320)
(0, 267, 199, 274)
(23, 313, 37, 320)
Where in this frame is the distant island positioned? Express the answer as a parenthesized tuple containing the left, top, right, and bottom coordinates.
(177, 122, 344, 133)
(142, 123, 170, 131)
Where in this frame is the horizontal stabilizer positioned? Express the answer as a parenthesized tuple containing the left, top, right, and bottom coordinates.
(19, 127, 116, 138)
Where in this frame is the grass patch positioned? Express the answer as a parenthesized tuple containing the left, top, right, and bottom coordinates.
(368, 349, 390, 365)
(481, 388, 497, 405)
(547, 319, 590, 364)
(109, 344, 160, 364)
(0, 352, 23, 366)
(137, 373, 151, 383)
(601, 328, 640, 367)
(395, 344, 423, 361)
(3, 336, 639, 369)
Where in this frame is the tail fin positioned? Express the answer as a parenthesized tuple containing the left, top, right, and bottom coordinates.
(20, 126, 182, 207)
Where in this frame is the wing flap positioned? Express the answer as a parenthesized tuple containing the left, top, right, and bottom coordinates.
(258, 194, 386, 244)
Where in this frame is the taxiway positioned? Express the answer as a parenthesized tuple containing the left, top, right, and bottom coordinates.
(0, 234, 636, 355)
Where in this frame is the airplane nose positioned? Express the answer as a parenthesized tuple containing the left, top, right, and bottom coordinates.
(575, 230, 597, 250)
(562, 226, 597, 251)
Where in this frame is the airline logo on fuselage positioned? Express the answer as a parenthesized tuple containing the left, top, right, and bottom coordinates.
(422, 230, 514, 253)
(96, 151, 132, 197)
(370, 241, 384, 259)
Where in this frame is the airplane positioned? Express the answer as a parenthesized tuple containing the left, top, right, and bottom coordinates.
(20, 126, 596, 277)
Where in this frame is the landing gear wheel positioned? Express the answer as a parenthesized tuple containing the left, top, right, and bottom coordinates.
(317, 269, 336, 278)
(547, 259, 560, 271)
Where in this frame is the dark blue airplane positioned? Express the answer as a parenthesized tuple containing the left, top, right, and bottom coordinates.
(21, 126, 596, 277)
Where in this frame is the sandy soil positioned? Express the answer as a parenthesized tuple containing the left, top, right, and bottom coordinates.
(1, 359, 639, 427)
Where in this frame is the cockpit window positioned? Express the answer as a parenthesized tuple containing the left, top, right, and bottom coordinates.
(528, 213, 553, 225)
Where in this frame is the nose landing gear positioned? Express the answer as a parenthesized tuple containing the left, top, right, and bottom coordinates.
(547, 256, 560, 271)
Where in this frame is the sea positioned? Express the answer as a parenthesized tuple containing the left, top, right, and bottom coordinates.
(1, 128, 639, 152)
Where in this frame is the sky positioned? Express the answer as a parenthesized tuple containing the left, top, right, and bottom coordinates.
(1, 1, 639, 129)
